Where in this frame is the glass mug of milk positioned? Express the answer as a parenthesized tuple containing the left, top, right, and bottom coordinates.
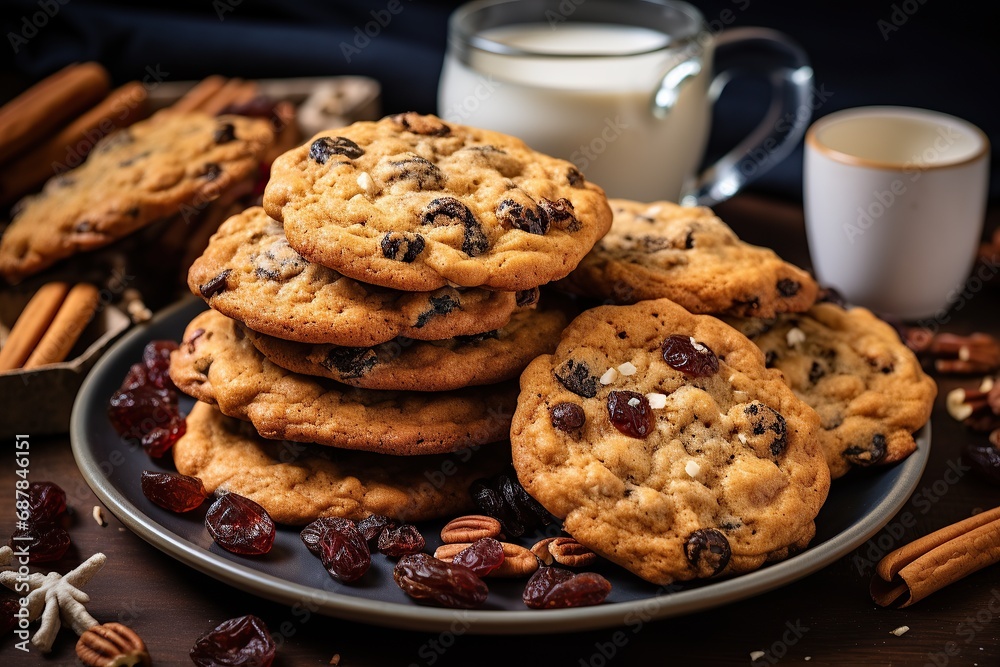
(439, 0, 814, 204)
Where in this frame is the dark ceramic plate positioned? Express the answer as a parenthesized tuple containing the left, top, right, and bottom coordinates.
(71, 298, 931, 634)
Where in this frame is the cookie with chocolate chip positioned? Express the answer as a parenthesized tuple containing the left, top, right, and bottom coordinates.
(263, 112, 612, 291)
(725, 303, 936, 479)
(169, 309, 517, 454)
(511, 298, 829, 585)
(557, 199, 818, 317)
(188, 206, 525, 346)
(243, 305, 567, 391)
(174, 401, 509, 524)
(0, 111, 273, 283)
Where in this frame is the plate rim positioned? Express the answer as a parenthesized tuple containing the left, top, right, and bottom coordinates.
(71, 298, 931, 634)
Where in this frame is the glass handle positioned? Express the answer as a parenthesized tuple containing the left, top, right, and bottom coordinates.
(680, 27, 814, 207)
(651, 53, 704, 119)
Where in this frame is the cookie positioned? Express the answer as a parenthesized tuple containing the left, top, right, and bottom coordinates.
(189, 207, 529, 346)
(169, 309, 517, 454)
(725, 303, 936, 479)
(243, 306, 568, 391)
(557, 199, 818, 317)
(174, 401, 509, 525)
(0, 111, 273, 284)
(263, 112, 612, 291)
(511, 298, 830, 585)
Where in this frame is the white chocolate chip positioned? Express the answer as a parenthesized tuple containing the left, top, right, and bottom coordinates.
(737, 433, 748, 444)
(627, 397, 641, 408)
(728, 374, 736, 383)
(646, 393, 667, 409)
(617, 361, 637, 376)
(685, 460, 701, 477)
(891, 625, 910, 637)
(356, 171, 376, 195)
(689, 336, 708, 353)
(600, 368, 619, 385)
(646, 205, 663, 216)
(786, 327, 806, 347)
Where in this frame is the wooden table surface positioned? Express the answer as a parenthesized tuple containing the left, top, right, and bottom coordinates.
(4, 194, 1000, 666)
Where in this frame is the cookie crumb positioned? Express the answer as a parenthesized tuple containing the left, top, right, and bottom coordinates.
(685, 460, 701, 477)
(617, 361, 637, 376)
(750, 650, 766, 661)
(891, 625, 909, 636)
(92, 505, 107, 527)
(786, 327, 806, 347)
(646, 393, 667, 409)
(600, 368, 619, 385)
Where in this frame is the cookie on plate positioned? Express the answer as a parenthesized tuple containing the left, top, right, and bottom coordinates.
(189, 206, 530, 346)
(511, 298, 830, 585)
(0, 112, 273, 284)
(557, 199, 818, 317)
(725, 303, 936, 479)
(243, 306, 568, 392)
(169, 309, 516, 454)
(263, 112, 612, 292)
(174, 401, 509, 524)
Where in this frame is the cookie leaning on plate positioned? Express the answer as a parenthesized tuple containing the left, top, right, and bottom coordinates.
(557, 199, 818, 317)
(174, 401, 509, 524)
(0, 111, 273, 284)
(511, 298, 830, 585)
(263, 112, 612, 291)
(169, 309, 517, 454)
(725, 303, 936, 479)
(188, 206, 529, 346)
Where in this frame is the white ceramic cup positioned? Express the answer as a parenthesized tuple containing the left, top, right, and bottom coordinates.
(804, 106, 990, 320)
(438, 0, 815, 206)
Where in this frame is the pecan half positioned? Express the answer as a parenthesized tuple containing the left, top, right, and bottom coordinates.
(76, 622, 151, 667)
(904, 328, 1000, 374)
(946, 376, 1000, 432)
(530, 536, 596, 567)
(440, 515, 503, 544)
(435, 541, 539, 578)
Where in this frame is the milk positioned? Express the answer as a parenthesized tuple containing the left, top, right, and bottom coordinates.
(438, 23, 712, 202)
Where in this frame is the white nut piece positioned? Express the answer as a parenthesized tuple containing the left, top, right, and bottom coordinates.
(599, 368, 619, 385)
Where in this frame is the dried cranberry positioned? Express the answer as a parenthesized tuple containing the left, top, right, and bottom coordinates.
(1, 598, 18, 636)
(607, 391, 654, 438)
(550, 402, 585, 432)
(142, 340, 178, 390)
(27, 481, 66, 522)
(377, 524, 425, 557)
(317, 523, 371, 583)
(522, 567, 612, 609)
(393, 553, 488, 609)
(10, 522, 70, 563)
(205, 493, 275, 556)
(141, 471, 207, 513)
(108, 340, 186, 458)
(685, 528, 731, 577)
(190, 614, 275, 667)
(661, 335, 719, 377)
(452, 538, 505, 577)
(356, 515, 397, 545)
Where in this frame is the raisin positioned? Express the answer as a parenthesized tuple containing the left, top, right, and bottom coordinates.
(1, 598, 18, 636)
(190, 615, 275, 667)
(567, 167, 585, 187)
(141, 471, 207, 513)
(205, 493, 275, 556)
(309, 136, 365, 163)
(685, 528, 731, 577)
(843, 433, 887, 467)
(550, 402, 585, 431)
(108, 341, 186, 458)
(321, 346, 378, 378)
(731, 296, 761, 313)
(740, 401, 788, 457)
(200, 163, 222, 180)
(470, 482, 521, 536)
(380, 231, 426, 263)
(553, 359, 598, 398)
(496, 199, 549, 235)
(27, 481, 66, 523)
(213, 122, 236, 144)
(661, 335, 719, 377)
(375, 155, 445, 190)
(393, 553, 488, 608)
(516, 287, 539, 307)
(777, 278, 801, 297)
(377, 524, 425, 557)
(200, 269, 232, 298)
(452, 538, 506, 577)
(390, 112, 451, 136)
(421, 197, 489, 257)
(684, 230, 696, 249)
(471, 468, 551, 538)
(808, 361, 826, 384)
(607, 390, 654, 439)
(10, 522, 70, 563)
(764, 350, 778, 367)
(540, 198, 579, 231)
(315, 520, 371, 582)
(522, 567, 612, 609)
(356, 514, 397, 545)
(454, 330, 500, 345)
(414, 294, 459, 328)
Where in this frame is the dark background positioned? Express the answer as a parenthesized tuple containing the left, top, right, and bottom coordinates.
(1, 0, 997, 201)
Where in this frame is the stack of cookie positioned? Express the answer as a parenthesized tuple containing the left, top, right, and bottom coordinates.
(168, 112, 613, 524)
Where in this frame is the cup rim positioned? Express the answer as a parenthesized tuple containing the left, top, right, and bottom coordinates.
(806, 106, 990, 172)
(450, 0, 705, 58)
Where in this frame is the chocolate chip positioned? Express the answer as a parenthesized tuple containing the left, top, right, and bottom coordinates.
(684, 230, 695, 249)
(808, 361, 825, 384)
(200, 163, 222, 180)
(685, 529, 731, 577)
(390, 112, 450, 136)
(380, 231, 425, 263)
(213, 122, 237, 144)
(185, 328, 206, 353)
(843, 434, 887, 467)
(454, 330, 500, 344)
(321, 346, 378, 378)
(516, 287, 539, 307)
(553, 359, 598, 398)
(421, 197, 489, 257)
(731, 296, 761, 313)
(199, 269, 232, 298)
(540, 198, 579, 231)
(567, 167, 585, 187)
(496, 199, 549, 235)
(550, 402, 586, 431)
(777, 279, 801, 297)
(414, 294, 459, 328)
(375, 155, 444, 190)
(309, 136, 365, 164)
